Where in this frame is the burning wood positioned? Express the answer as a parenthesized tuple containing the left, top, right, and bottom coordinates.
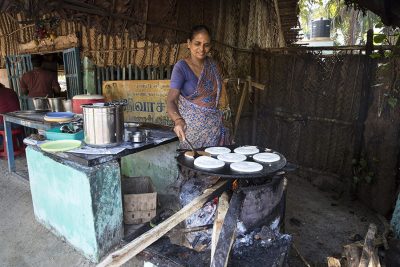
(232, 179, 238, 190)
(342, 223, 383, 267)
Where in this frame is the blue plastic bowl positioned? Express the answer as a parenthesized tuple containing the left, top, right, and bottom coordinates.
(45, 112, 75, 118)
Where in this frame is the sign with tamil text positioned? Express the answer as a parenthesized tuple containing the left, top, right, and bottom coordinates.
(102, 80, 173, 126)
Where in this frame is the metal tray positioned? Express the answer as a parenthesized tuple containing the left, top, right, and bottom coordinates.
(14, 109, 49, 114)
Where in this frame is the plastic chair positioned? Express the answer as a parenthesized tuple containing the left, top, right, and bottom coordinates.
(0, 128, 25, 158)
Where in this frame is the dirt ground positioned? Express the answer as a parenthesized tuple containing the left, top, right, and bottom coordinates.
(0, 157, 93, 267)
(0, 156, 385, 266)
(285, 173, 382, 266)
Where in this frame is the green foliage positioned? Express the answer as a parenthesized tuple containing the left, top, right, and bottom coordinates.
(299, 0, 381, 45)
(369, 52, 381, 59)
(387, 96, 398, 109)
(372, 21, 400, 46)
(373, 34, 387, 44)
(375, 59, 399, 111)
(352, 156, 375, 185)
(364, 175, 373, 184)
(359, 158, 367, 169)
(384, 51, 393, 58)
(327, 1, 339, 18)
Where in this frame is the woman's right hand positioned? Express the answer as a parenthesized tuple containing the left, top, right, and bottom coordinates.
(173, 119, 187, 141)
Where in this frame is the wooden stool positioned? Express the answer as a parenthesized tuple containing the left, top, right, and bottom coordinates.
(0, 128, 25, 158)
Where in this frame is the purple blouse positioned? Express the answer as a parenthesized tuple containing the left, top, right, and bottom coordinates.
(170, 60, 198, 97)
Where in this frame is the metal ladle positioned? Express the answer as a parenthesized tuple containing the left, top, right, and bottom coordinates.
(185, 138, 200, 158)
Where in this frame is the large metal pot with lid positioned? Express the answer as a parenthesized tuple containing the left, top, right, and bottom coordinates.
(72, 94, 105, 114)
(82, 104, 124, 147)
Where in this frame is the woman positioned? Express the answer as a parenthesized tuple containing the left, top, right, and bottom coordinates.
(166, 25, 230, 250)
(167, 25, 229, 149)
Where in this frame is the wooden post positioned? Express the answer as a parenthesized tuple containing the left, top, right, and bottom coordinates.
(365, 29, 374, 56)
(353, 30, 374, 169)
(252, 51, 261, 144)
(233, 79, 248, 140)
(210, 191, 243, 267)
(272, 0, 286, 47)
(211, 192, 230, 259)
(227, 77, 265, 141)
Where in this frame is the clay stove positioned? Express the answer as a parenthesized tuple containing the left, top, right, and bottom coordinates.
(231, 175, 292, 267)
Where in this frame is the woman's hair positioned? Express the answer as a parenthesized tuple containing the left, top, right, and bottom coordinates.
(189, 25, 211, 41)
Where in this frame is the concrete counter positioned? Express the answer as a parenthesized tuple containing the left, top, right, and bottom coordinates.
(26, 136, 179, 262)
(26, 146, 123, 262)
(40, 128, 178, 167)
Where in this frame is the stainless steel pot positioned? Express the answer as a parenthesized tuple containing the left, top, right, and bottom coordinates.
(62, 99, 72, 112)
(32, 97, 49, 110)
(124, 122, 140, 132)
(48, 97, 66, 112)
(82, 104, 124, 147)
(132, 131, 144, 143)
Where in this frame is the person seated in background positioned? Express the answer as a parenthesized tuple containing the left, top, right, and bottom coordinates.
(20, 54, 61, 109)
(0, 83, 20, 130)
(0, 83, 22, 146)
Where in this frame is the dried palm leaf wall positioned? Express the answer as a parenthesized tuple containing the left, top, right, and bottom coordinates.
(0, 0, 289, 78)
(235, 49, 374, 178)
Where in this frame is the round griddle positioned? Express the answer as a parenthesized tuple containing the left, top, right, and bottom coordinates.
(176, 146, 287, 179)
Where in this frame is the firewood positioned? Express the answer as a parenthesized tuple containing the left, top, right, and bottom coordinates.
(210, 191, 242, 267)
(293, 243, 311, 267)
(358, 223, 380, 267)
(97, 180, 228, 267)
(349, 238, 384, 248)
(327, 257, 341, 267)
(211, 192, 229, 259)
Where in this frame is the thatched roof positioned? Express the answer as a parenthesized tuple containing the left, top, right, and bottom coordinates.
(0, 0, 300, 72)
(349, 0, 400, 28)
(0, 0, 300, 45)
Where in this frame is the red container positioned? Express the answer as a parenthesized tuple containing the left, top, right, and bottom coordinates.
(72, 94, 105, 114)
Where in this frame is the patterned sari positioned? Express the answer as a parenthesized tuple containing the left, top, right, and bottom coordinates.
(175, 58, 231, 249)
(178, 57, 229, 149)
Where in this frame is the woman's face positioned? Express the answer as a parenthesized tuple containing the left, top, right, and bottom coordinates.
(188, 31, 211, 61)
